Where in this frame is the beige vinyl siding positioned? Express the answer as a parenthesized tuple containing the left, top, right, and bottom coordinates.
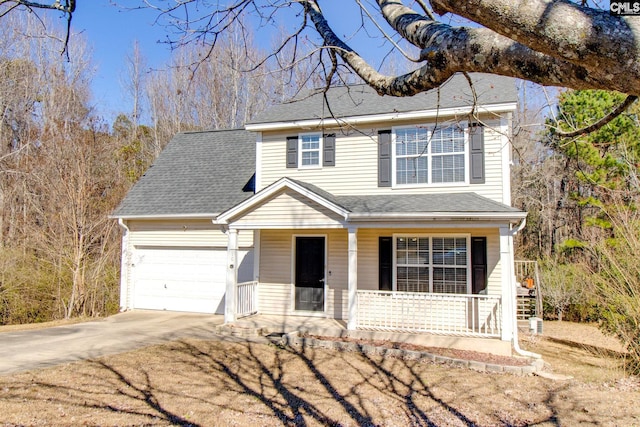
(261, 129, 379, 195)
(127, 219, 253, 248)
(485, 228, 501, 295)
(230, 189, 344, 228)
(258, 116, 509, 203)
(258, 229, 348, 318)
(257, 230, 293, 314)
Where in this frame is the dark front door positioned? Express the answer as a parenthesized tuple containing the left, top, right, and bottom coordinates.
(295, 236, 325, 311)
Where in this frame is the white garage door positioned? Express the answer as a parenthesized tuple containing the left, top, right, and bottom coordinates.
(132, 247, 253, 314)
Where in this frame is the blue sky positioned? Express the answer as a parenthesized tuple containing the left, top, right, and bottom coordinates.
(69, 2, 392, 123)
(72, 2, 174, 121)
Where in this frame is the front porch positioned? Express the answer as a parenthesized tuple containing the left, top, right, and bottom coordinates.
(227, 311, 512, 356)
(218, 179, 527, 351)
(233, 280, 502, 338)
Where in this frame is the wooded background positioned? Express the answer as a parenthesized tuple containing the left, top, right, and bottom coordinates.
(2, 9, 640, 372)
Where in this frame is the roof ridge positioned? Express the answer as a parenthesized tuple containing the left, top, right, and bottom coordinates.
(180, 128, 251, 135)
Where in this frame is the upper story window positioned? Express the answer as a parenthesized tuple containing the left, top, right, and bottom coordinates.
(300, 133, 321, 167)
(286, 133, 335, 169)
(393, 125, 466, 186)
(395, 128, 428, 185)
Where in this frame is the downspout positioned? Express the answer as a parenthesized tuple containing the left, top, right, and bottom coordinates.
(117, 219, 132, 312)
(509, 217, 542, 359)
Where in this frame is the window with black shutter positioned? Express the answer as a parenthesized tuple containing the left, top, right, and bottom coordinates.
(323, 133, 335, 167)
(469, 123, 485, 184)
(379, 237, 392, 291)
(378, 129, 391, 187)
(471, 237, 487, 294)
(286, 136, 298, 168)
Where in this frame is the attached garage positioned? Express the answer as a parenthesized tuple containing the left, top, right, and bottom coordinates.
(131, 246, 254, 314)
(111, 129, 258, 314)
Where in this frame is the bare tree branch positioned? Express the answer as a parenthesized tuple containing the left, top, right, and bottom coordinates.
(6, 0, 640, 103)
(374, 0, 640, 95)
(554, 95, 638, 138)
(431, 0, 639, 77)
(1, 0, 75, 56)
(1, 0, 75, 13)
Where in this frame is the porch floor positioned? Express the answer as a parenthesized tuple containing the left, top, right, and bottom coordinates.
(229, 314, 513, 356)
(232, 314, 346, 335)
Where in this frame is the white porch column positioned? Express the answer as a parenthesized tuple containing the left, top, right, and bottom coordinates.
(347, 227, 358, 330)
(117, 219, 131, 311)
(225, 228, 238, 324)
(253, 229, 261, 282)
(499, 225, 515, 341)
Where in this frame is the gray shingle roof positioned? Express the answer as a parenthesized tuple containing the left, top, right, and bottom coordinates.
(248, 73, 517, 125)
(339, 193, 522, 215)
(286, 178, 523, 216)
(112, 129, 255, 218)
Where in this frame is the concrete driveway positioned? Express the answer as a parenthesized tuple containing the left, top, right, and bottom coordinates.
(0, 310, 223, 375)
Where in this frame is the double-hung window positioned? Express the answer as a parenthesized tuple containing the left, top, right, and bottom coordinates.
(394, 235, 469, 294)
(300, 133, 322, 167)
(431, 127, 465, 183)
(395, 128, 429, 185)
(394, 125, 466, 186)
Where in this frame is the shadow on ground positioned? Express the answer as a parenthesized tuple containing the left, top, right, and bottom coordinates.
(3, 335, 635, 426)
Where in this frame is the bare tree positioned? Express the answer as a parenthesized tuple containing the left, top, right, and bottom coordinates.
(112, 1, 634, 99)
(0, 12, 125, 323)
(145, 24, 272, 148)
(540, 260, 584, 321)
(8, 1, 640, 94)
(7, 1, 638, 134)
(122, 41, 147, 131)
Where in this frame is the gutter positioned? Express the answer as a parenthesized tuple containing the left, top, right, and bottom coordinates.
(109, 213, 219, 221)
(346, 211, 527, 223)
(509, 217, 542, 359)
(245, 103, 518, 132)
(117, 218, 129, 232)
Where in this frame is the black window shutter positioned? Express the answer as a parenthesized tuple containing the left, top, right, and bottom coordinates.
(378, 130, 392, 187)
(323, 133, 335, 167)
(379, 237, 392, 291)
(469, 123, 485, 184)
(286, 136, 298, 168)
(471, 237, 487, 294)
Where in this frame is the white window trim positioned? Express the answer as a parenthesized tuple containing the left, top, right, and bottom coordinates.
(298, 132, 323, 169)
(392, 233, 472, 294)
(391, 123, 469, 188)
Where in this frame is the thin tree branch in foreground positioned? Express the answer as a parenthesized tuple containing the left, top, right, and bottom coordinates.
(555, 95, 638, 138)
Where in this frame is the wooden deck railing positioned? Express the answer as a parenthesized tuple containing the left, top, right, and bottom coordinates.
(515, 260, 543, 319)
(236, 281, 258, 318)
(356, 290, 502, 337)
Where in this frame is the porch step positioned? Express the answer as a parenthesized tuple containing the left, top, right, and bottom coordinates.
(215, 324, 266, 338)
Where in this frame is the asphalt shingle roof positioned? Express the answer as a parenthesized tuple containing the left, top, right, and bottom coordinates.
(339, 193, 522, 215)
(112, 129, 256, 217)
(287, 178, 522, 215)
(248, 73, 517, 125)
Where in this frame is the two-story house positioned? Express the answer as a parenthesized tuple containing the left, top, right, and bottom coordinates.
(112, 73, 526, 354)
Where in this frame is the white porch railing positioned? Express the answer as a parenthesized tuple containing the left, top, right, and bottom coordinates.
(357, 290, 502, 337)
(236, 281, 258, 318)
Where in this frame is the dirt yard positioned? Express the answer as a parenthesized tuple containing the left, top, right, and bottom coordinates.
(0, 321, 638, 426)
